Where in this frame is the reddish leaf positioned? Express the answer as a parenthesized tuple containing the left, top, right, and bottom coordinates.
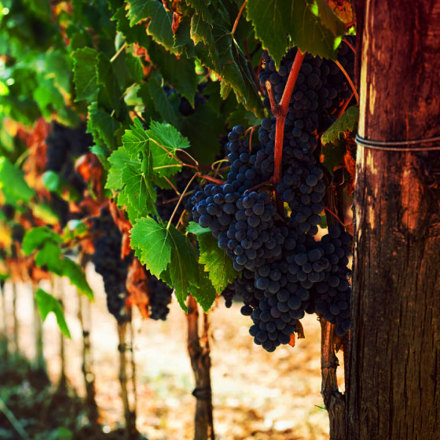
(126, 258, 150, 319)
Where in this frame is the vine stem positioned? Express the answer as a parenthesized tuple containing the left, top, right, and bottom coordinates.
(167, 172, 198, 229)
(244, 180, 272, 193)
(336, 92, 355, 119)
(110, 42, 127, 63)
(266, 50, 305, 214)
(272, 50, 305, 187)
(334, 59, 359, 103)
(231, 1, 247, 36)
(186, 296, 215, 440)
(343, 38, 356, 54)
(197, 173, 225, 185)
(324, 207, 346, 227)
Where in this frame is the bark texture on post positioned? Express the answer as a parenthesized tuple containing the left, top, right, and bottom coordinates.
(320, 319, 345, 440)
(77, 255, 99, 426)
(32, 282, 45, 371)
(187, 295, 215, 440)
(117, 321, 138, 440)
(347, 2, 440, 439)
(77, 288, 99, 426)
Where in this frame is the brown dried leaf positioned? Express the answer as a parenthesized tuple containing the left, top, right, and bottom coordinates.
(126, 258, 150, 319)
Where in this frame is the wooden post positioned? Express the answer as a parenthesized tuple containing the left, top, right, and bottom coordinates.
(117, 321, 138, 440)
(347, 1, 440, 438)
(77, 286, 99, 426)
(0, 281, 7, 360)
(32, 282, 45, 371)
(186, 295, 215, 440)
(12, 282, 19, 354)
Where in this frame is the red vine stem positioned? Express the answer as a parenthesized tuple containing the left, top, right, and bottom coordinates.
(244, 180, 272, 193)
(231, 1, 247, 36)
(336, 92, 355, 119)
(197, 173, 225, 185)
(343, 38, 356, 54)
(272, 51, 305, 187)
(334, 59, 359, 103)
(324, 207, 346, 227)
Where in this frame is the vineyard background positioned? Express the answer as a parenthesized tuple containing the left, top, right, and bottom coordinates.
(1, 274, 337, 440)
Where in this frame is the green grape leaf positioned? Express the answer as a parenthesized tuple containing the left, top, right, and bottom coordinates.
(112, 6, 151, 47)
(72, 47, 99, 103)
(36, 288, 71, 339)
(106, 146, 131, 190)
(121, 160, 157, 218)
(35, 241, 63, 275)
(148, 120, 190, 151)
(121, 118, 148, 158)
(187, 222, 238, 293)
(321, 105, 358, 145)
(87, 102, 120, 152)
(321, 137, 346, 174)
(22, 227, 62, 255)
(96, 52, 122, 114)
(167, 226, 199, 312)
(246, 0, 346, 66)
(193, 24, 264, 118)
(45, 50, 72, 94)
(130, 217, 172, 277)
(190, 265, 217, 311)
(33, 77, 65, 116)
(181, 100, 224, 164)
(147, 120, 190, 178)
(140, 77, 180, 127)
(127, 0, 174, 51)
(148, 42, 197, 106)
(31, 202, 61, 226)
(0, 157, 35, 203)
(112, 52, 145, 91)
(62, 258, 93, 300)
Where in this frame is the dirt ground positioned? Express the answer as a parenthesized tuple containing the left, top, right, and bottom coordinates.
(1, 266, 345, 440)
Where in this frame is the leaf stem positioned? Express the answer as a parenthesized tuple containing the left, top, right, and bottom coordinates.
(110, 42, 127, 63)
(167, 172, 198, 230)
(196, 173, 225, 185)
(231, 1, 247, 36)
(324, 207, 346, 227)
(343, 38, 356, 54)
(149, 139, 200, 173)
(334, 59, 358, 103)
(336, 92, 355, 119)
(163, 176, 180, 195)
(264, 80, 277, 113)
(178, 148, 200, 167)
(244, 180, 272, 193)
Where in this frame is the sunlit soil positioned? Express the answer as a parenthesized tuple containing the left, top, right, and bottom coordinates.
(2, 265, 344, 440)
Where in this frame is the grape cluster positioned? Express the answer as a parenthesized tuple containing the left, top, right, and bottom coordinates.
(147, 275, 173, 320)
(45, 123, 93, 226)
(91, 209, 132, 322)
(45, 123, 92, 193)
(190, 43, 354, 351)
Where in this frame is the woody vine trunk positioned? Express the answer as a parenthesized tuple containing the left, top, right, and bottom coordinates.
(186, 295, 215, 440)
(347, 1, 440, 439)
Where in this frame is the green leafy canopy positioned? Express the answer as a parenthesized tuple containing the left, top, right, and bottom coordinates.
(247, 0, 346, 66)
